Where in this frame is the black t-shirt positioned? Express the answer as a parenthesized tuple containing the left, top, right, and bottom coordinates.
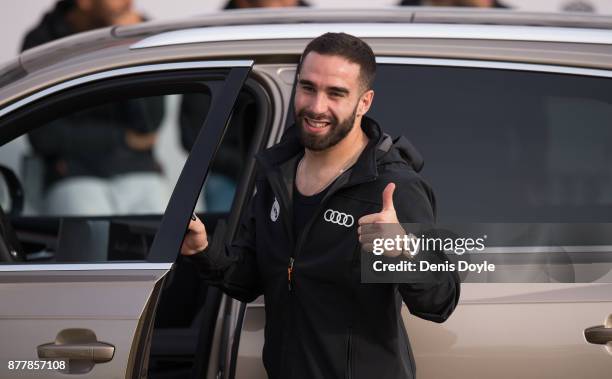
(293, 174, 331, 236)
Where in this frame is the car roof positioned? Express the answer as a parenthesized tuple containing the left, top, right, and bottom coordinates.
(114, 7, 612, 39)
(3, 7, 612, 108)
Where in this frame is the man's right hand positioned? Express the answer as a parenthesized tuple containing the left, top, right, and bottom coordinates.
(181, 214, 208, 256)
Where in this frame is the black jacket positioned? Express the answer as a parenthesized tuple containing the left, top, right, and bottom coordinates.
(21, 1, 163, 188)
(191, 117, 460, 378)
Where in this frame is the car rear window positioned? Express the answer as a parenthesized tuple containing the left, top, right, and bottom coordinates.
(369, 64, 612, 222)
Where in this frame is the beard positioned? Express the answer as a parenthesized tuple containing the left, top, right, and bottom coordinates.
(296, 103, 358, 151)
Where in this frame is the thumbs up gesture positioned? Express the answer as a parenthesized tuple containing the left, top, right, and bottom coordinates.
(358, 183, 408, 258)
(359, 182, 400, 225)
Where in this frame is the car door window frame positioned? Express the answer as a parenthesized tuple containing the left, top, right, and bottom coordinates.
(0, 61, 253, 266)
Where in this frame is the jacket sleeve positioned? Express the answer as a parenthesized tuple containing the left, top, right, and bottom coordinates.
(394, 178, 461, 323)
(186, 193, 262, 303)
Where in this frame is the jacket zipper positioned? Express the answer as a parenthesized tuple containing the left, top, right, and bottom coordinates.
(287, 257, 295, 291)
(290, 171, 378, 293)
(264, 159, 375, 293)
(256, 133, 390, 376)
(346, 328, 353, 379)
(258, 148, 381, 376)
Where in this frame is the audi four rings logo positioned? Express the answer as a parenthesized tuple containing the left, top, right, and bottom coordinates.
(324, 209, 354, 228)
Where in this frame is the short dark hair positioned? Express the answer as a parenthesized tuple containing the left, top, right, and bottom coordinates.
(298, 32, 376, 91)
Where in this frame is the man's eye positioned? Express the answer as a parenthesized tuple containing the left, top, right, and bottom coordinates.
(329, 92, 343, 98)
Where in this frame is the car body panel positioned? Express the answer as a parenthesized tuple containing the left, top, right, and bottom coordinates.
(237, 282, 612, 379)
(406, 283, 612, 379)
(0, 266, 169, 378)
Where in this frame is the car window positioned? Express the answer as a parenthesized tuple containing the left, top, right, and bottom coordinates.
(0, 66, 253, 264)
(369, 64, 612, 222)
(15, 95, 180, 216)
(0, 92, 208, 263)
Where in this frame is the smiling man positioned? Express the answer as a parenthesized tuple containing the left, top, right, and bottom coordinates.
(181, 33, 459, 379)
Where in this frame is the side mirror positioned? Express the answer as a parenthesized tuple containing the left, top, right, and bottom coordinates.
(0, 165, 24, 216)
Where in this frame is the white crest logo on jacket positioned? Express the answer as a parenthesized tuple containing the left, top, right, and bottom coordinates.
(270, 198, 280, 222)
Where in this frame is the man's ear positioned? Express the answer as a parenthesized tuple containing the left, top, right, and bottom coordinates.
(357, 89, 374, 117)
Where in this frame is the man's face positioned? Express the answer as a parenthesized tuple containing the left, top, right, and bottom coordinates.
(294, 52, 369, 151)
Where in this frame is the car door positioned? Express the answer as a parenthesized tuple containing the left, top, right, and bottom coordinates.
(0, 60, 252, 378)
(369, 57, 612, 378)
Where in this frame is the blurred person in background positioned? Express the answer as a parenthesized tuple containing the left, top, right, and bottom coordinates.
(399, 0, 508, 7)
(224, 0, 308, 8)
(562, 0, 595, 12)
(179, 0, 308, 212)
(21, 0, 167, 216)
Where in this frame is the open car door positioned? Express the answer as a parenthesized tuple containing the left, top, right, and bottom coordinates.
(0, 61, 252, 378)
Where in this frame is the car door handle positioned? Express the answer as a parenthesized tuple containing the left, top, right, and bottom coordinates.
(584, 326, 612, 345)
(37, 341, 115, 363)
(585, 315, 612, 346)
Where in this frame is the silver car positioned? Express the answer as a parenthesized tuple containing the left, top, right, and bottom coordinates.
(0, 7, 611, 379)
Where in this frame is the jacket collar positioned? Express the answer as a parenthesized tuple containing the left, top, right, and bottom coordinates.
(255, 116, 386, 187)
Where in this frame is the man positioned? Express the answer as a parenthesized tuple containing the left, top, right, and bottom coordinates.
(181, 33, 459, 378)
(22, 0, 165, 215)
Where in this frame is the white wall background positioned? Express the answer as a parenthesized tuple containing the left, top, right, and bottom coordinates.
(2, 0, 612, 67)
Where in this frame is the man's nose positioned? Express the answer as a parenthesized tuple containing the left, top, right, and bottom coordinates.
(309, 93, 328, 115)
